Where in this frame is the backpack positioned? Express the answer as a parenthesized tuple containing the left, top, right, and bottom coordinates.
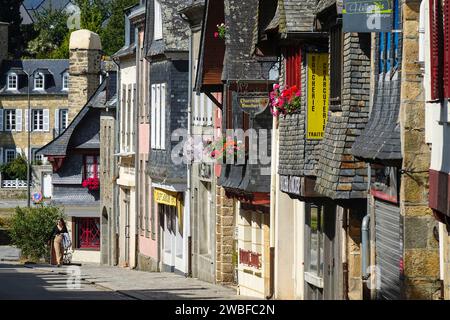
(62, 233, 72, 250)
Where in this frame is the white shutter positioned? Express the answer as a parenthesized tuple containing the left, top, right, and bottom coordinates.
(0, 109, 3, 131)
(154, 0, 163, 40)
(0, 148, 3, 164)
(43, 109, 49, 132)
(24, 109, 29, 132)
(207, 97, 213, 126)
(200, 93, 205, 126)
(155, 84, 161, 149)
(15, 109, 22, 132)
(151, 84, 156, 149)
(160, 83, 166, 150)
(54, 108, 60, 134)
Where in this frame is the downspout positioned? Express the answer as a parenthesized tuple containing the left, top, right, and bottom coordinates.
(112, 57, 121, 267)
(361, 164, 372, 290)
(134, 30, 140, 270)
(186, 27, 193, 277)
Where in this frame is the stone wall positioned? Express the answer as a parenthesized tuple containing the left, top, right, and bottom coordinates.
(68, 48, 102, 120)
(400, 0, 440, 299)
(215, 186, 235, 284)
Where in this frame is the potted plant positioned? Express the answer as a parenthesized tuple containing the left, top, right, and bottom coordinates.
(82, 177, 100, 191)
(214, 23, 228, 40)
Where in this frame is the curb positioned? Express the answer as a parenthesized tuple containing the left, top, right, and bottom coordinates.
(23, 264, 140, 300)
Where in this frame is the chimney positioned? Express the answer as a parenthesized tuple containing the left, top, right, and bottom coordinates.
(0, 22, 8, 63)
(68, 29, 102, 119)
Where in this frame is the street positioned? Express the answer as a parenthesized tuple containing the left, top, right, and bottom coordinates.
(0, 263, 130, 300)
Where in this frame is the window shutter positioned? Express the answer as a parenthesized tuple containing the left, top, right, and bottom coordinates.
(151, 84, 156, 149)
(444, 0, 450, 97)
(0, 148, 3, 165)
(43, 109, 50, 132)
(54, 108, 60, 135)
(430, 0, 443, 100)
(285, 47, 301, 88)
(160, 83, 166, 150)
(0, 109, 3, 132)
(155, 84, 161, 149)
(24, 109, 29, 132)
(16, 109, 22, 132)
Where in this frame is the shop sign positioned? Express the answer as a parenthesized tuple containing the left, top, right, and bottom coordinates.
(154, 189, 177, 207)
(238, 93, 269, 117)
(307, 53, 329, 140)
(342, 0, 393, 32)
(280, 175, 301, 195)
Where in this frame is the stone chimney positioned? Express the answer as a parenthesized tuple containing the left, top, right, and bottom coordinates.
(0, 22, 8, 63)
(68, 29, 102, 119)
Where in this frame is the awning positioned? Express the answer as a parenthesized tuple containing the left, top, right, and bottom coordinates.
(154, 188, 184, 234)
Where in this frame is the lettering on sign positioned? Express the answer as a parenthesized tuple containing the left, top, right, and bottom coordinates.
(307, 53, 329, 140)
(342, 0, 393, 33)
(238, 94, 269, 116)
(154, 189, 177, 207)
(280, 175, 301, 195)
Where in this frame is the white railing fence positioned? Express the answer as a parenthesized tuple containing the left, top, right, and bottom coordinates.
(1, 179, 31, 189)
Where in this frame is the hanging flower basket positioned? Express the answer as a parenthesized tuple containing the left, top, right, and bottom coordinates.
(269, 84, 301, 117)
(82, 177, 100, 191)
(214, 23, 228, 40)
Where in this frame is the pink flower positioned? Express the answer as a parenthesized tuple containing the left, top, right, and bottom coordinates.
(214, 32, 219, 38)
(273, 84, 280, 90)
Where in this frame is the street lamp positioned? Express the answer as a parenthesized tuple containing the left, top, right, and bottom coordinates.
(23, 70, 33, 208)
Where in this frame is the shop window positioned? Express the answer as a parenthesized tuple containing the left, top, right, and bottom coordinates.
(73, 217, 100, 250)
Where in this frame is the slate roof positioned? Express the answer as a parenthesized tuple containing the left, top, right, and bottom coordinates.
(37, 78, 108, 157)
(0, 59, 69, 95)
(222, 0, 274, 81)
(144, 0, 190, 57)
(277, 0, 318, 36)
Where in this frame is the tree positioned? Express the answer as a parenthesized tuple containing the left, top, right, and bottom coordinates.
(0, 155, 28, 180)
(9, 205, 65, 262)
(75, 0, 110, 35)
(101, 0, 138, 56)
(0, 0, 25, 58)
(26, 6, 70, 58)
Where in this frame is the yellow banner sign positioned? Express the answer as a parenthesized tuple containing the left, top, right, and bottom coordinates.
(307, 53, 329, 140)
(154, 189, 177, 207)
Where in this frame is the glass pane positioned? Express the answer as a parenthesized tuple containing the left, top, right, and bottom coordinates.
(309, 205, 319, 274)
(319, 207, 324, 277)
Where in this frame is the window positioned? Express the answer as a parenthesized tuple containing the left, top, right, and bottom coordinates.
(73, 217, 100, 250)
(32, 148, 44, 164)
(32, 109, 44, 131)
(151, 83, 166, 149)
(329, 25, 343, 107)
(154, 0, 163, 40)
(7, 73, 18, 90)
(306, 204, 324, 278)
(4, 109, 16, 131)
(285, 46, 301, 88)
(34, 72, 44, 90)
(62, 72, 69, 90)
(5, 149, 16, 163)
(84, 155, 100, 179)
(60, 109, 68, 131)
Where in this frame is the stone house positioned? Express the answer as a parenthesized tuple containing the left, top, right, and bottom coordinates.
(144, 0, 191, 275)
(38, 29, 107, 264)
(352, 0, 440, 299)
(0, 23, 69, 198)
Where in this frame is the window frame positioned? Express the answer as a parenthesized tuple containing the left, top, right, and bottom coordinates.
(34, 72, 45, 90)
(7, 72, 18, 90)
(153, 0, 163, 40)
(59, 109, 69, 131)
(62, 72, 69, 90)
(32, 109, 44, 131)
(73, 217, 101, 250)
(4, 109, 16, 131)
(83, 155, 100, 179)
(4, 149, 16, 163)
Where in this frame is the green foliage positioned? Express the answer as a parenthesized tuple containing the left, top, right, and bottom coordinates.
(0, 0, 25, 58)
(75, 0, 109, 35)
(9, 205, 65, 261)
(100, 0, 139, 56)
(26, 6, 70, 58)
(0, 155, 28, 180)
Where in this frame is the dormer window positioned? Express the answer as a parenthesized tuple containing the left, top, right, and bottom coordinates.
(62, 72, 69, 90)
(34, 72, 44, 90)
(7, 73, 18, 90)
(154, 0, 163, 40)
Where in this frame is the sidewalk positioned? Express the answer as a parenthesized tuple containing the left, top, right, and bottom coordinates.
(24, 263, 254, 300)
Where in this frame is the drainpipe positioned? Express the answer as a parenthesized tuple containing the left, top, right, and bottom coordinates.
(135, 29, 140, 270)
(112, 57, 121, 267)
(361, 214, 370, 280)
(186, 27, 193, 277)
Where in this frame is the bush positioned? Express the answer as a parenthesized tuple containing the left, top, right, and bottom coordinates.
(9, 205, 65, 262)
(0, 156, 28, 180)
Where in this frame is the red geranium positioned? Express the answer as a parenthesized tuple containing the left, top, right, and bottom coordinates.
(82, 177, 100, 191)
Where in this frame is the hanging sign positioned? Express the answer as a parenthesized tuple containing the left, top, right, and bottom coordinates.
(342, 0, 393, 32)
(307, 53, 329, 140)
(238, 93, 269, 117)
